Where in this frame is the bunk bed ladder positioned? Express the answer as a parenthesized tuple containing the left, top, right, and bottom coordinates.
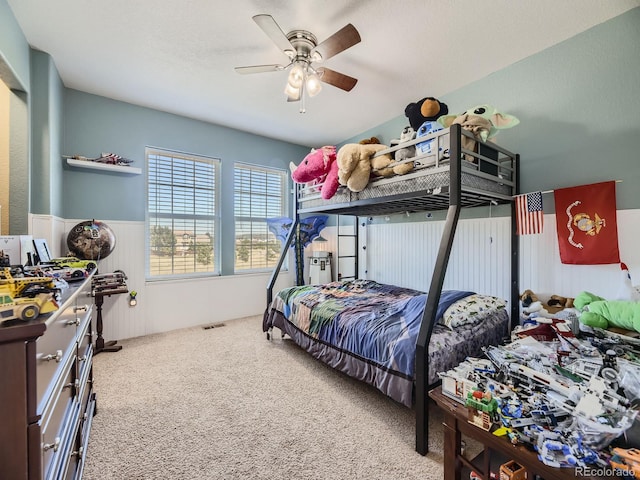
(336, 215, 359, 281)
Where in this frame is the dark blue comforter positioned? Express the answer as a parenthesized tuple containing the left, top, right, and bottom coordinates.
(273, 280, 473, 378)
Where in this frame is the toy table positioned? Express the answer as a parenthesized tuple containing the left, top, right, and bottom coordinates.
(429, 386, 615, 480)
(92, 272, 128, 354)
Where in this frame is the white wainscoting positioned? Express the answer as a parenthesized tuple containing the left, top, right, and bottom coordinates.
(28, 210, 639, 340)
(359, 210, 640, 307)
(28, 216, 295, 341)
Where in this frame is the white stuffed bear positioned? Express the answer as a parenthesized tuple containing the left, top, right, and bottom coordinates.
(391, 126, 416, 163)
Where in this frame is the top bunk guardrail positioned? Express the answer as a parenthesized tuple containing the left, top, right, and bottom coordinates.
(296, 124, 518, 217)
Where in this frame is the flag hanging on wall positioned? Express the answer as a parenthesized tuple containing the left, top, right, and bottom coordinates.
(553, 181, 620, 264)
(515, 191, 544, 235)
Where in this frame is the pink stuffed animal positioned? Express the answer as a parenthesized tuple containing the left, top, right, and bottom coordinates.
(290, 146, 339, 200)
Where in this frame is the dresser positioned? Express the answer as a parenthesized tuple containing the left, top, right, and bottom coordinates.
(0, 273, 96, 480)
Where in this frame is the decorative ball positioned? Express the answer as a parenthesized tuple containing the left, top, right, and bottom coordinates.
(66, 220, 116, 260)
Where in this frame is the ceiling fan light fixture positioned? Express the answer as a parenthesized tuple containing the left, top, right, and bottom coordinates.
(306, 73, 322, 97)
(287, 63, 305, 88)
(284, 82, 301, 100)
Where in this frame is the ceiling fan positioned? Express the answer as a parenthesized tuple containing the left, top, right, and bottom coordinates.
(235, 14, 361, 112)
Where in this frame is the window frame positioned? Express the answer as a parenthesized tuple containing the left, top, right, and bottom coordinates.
(233, 162, 290, 274)
(145, 146, 221, 281)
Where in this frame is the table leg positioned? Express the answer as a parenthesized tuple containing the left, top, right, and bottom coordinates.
(443, 411, 461, 480)
(94, 295, 122, 354)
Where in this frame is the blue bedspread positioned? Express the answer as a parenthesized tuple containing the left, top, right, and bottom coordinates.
(273, 280, 473, 379)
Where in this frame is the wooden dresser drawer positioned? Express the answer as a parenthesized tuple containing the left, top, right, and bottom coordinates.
(40, 362, 75, 480)
(36, 304, 92, 409)
(0, 272, 96, 480)
(54, 400, 82, 480)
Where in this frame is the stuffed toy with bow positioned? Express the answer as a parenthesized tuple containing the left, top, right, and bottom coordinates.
(437, 104, 519, 163)
(290, 146, 339, 200)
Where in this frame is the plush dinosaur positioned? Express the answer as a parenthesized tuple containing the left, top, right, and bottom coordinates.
(290, 146, 338, 200)
(574, 291, 640, 332)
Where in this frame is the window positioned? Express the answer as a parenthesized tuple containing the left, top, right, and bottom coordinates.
(146, 147, 220, 279)
(234, 163, 288, 272)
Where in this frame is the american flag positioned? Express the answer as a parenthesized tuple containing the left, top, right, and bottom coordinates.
(516, 191, 544, 235)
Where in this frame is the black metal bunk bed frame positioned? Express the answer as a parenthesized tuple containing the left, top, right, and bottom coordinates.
(266, 123, 520, 455)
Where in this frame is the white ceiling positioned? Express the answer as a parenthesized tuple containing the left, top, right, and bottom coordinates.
(7, 0, 640, 147)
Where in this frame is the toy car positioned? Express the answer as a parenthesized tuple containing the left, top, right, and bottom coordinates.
(47, 256, 97, 271)
(0, 290, 58, 322)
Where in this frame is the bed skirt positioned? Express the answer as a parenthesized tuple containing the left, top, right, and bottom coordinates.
(263, 307, 509, 407)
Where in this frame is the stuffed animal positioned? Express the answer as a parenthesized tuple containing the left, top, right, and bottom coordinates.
(616, 262, 640, 301)
(437, 104, 519, 163)
(290, 146, 339, 200)
(415, 120, 446, 157)
(337, 143, 392, 192)
(389, 126, 416, 163)
(520, 289, 575, 319)
(574, 291, 640, 332)
(359, 136, 381, 145)
(404, 97, 449, 131)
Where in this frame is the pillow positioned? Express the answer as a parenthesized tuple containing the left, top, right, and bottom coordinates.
(440, 294, 507, 329)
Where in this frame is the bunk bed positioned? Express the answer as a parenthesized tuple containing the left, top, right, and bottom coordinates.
(264, 123, 520, 455)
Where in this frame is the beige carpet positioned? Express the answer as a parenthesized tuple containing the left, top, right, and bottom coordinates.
(83, 315, 448, 479)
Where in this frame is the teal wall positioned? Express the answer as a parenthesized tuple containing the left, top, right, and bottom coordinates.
(0, 0, 29, 91)
(30, 50, 65, 217)
(62, 90, 309, 222)
(62, 90, 310, 274)
(1, 0, 30, 234)
(2, 4, 640, 232)
(343, 7, 640, 216)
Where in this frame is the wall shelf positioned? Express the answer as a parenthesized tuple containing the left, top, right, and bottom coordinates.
(65, 157, 142, 175)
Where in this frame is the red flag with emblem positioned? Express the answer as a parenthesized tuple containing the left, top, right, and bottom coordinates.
(553, 181, 620, 264)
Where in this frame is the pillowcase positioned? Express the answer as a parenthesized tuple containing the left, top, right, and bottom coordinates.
(440, 294, 506, 329)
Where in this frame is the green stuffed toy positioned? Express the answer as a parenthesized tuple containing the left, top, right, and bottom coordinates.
(574, 291, 640, 332)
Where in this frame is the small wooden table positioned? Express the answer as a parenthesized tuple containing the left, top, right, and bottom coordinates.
(93, 286, 128, 354)
(429, 386, 615, 480)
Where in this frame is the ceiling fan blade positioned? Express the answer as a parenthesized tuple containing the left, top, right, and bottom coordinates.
(317, 68, 358, 92)
(311, 24, 361, 62)
(252, 14, 296, 57)
(235, 64, 285, 74)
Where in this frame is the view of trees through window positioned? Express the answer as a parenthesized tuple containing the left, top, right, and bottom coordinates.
(234, 164, 287, 272)
(146, 148, 220, 278)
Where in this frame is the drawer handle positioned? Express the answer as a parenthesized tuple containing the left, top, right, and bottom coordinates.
(43, 350, 63, 363)
(66, 318, 81, 326)
(74, 305, 89, 313)
(71, 446, 84, 458)
(43, 437, 61, 452)
(64, 379, 80, 391)
(78, 354, 87, 362)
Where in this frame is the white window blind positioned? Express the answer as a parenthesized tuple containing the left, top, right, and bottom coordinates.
(146, 148, 220, 279)
(234, 163, 287, 272)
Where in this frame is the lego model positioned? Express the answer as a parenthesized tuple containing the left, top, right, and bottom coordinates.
(47, 256, 97, 271)
(0, 289, 58, 322)
(438, 315, 640, 469)
(0, 267, 58, 297)
(0, 267, 60, 322)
